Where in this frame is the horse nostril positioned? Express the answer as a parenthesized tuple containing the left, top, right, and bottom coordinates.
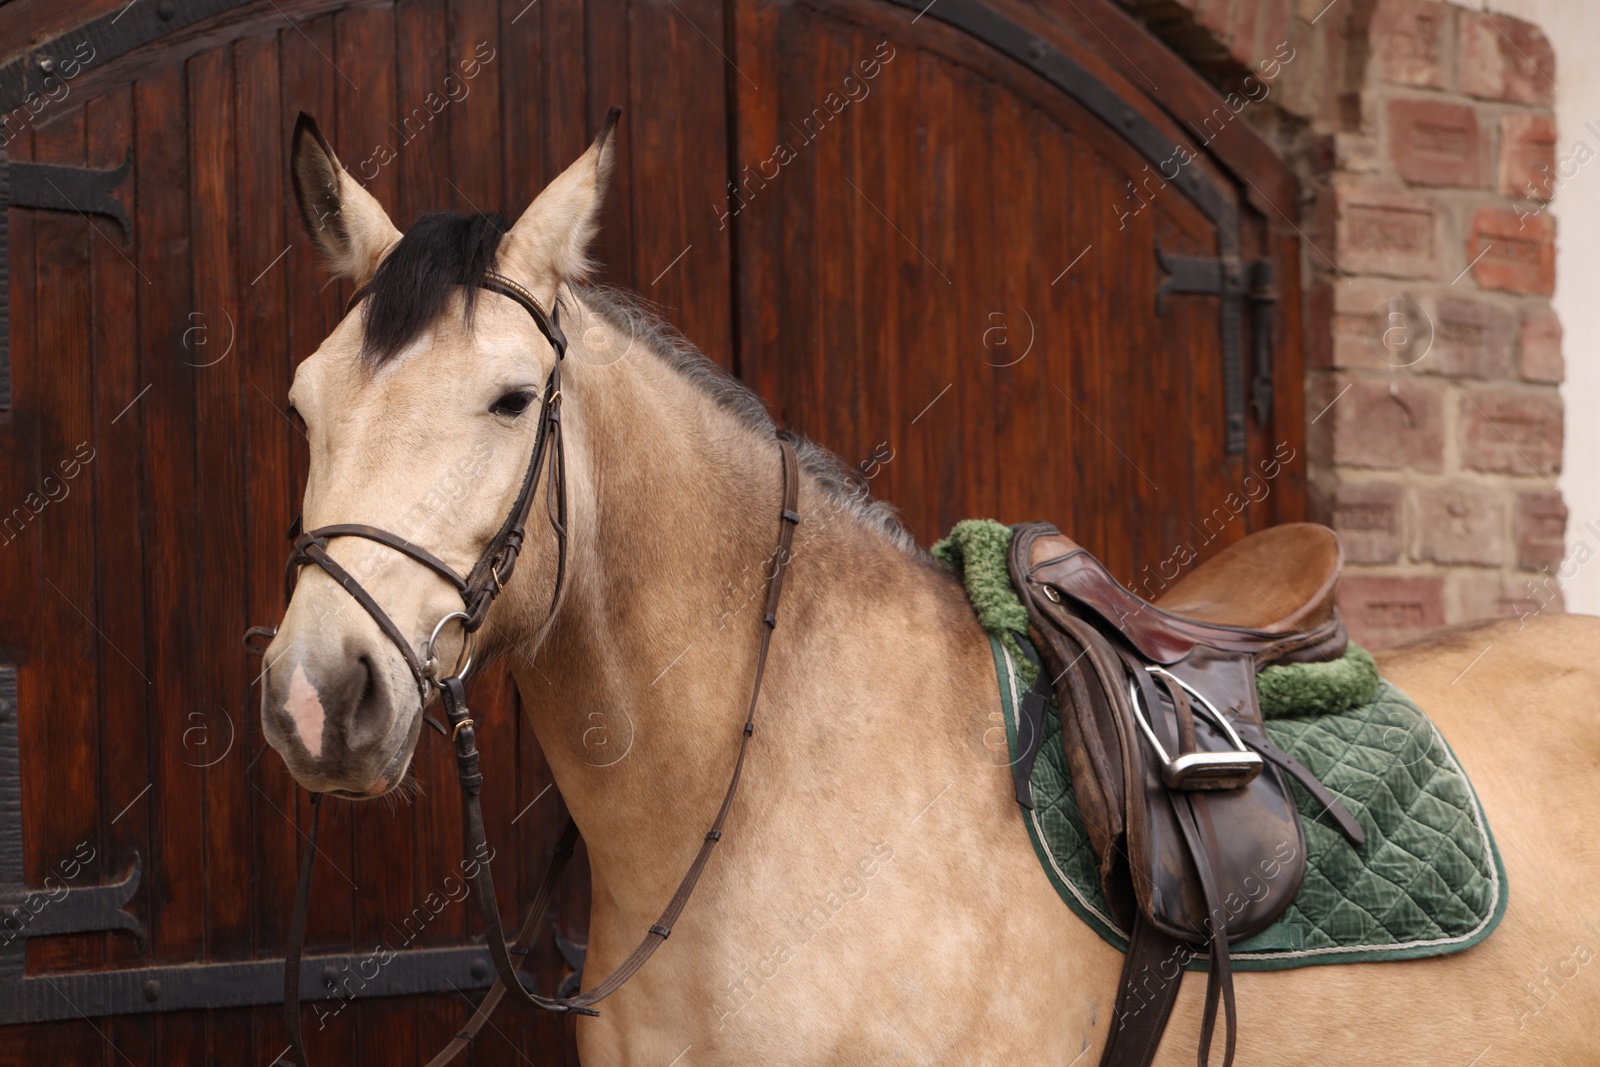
(356, 655, 376, 706)
(345, 653, 392, 751)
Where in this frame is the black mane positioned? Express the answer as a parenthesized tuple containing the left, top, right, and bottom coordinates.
(359, 210, 508, 363)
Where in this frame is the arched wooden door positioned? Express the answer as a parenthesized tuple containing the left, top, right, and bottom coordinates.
(0, 0, 1303, 1062)
(731, 0, 1307, 581)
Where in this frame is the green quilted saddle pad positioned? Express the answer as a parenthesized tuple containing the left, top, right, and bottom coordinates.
(989, 636, 1509, 969)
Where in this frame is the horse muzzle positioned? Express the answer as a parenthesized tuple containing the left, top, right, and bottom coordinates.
(260, 631, 420, 796)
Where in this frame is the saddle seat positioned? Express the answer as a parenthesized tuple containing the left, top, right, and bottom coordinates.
(1156, 523, 1342, 634)
(1023, 523, 1346, 668)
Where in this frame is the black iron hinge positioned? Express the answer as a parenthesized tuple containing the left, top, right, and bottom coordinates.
(0, 148, 132, 410)
(1155, 244, 1277, 455)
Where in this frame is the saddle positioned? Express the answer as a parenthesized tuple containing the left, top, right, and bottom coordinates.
(1006, 522, 1364, 1067)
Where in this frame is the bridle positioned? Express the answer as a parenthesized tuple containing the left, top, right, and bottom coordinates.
(246, 272, 802, 1067)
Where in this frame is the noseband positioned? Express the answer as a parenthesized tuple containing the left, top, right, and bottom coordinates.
(247, 274, 801, 1067)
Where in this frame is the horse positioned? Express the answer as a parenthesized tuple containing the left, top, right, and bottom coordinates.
(260, 114, 1600, 1064)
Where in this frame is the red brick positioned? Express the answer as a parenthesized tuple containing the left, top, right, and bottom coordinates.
(1467, 207, 1554, 295)
(1514, 489, 1567, 571)
(1460, 12, 1555, 106)
(1453, 570, 1560, 625)
(1458, 383, 1562, 475)
(1413, 482, 1507, 565)
(1499, 113, 1557, 200)
(1330, 283, 1429, 371)
(1519, 307, 1562, 383)
(1370, 0, 1453, 89)
(1388, 99, 1485, 187)
(1425, 296, 1514, 379)
(1336, 183, 1439, 278)
(1322, 377, 1444, 471)
(1329, 480, 1405, 564)
(1338, 574, 1445, 649)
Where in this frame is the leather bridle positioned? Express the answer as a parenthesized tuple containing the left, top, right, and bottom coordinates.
(247, 272, 802, 1067)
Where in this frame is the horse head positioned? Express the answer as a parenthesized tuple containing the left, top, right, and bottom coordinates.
(259, 111, 618, 798)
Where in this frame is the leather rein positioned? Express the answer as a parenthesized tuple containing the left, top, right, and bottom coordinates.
(247, 272, 802, 1067)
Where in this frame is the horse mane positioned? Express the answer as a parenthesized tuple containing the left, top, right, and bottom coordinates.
(348, 209, 925, 558)
(577, 285, 928, 561)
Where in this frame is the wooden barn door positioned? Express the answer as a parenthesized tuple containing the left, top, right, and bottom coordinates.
(729, 0, 1307, 586)
(0, 0, 1304, 1062)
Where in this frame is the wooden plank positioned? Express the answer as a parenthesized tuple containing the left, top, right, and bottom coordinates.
(395, 0, 452, 223)
(233, 30, 291, 1066)
(624, 0, 732, 363)
(844, 17, 900, 514)
(1271, 225, 1307, 523)
(866, 22, 916, 528)
(946, 63, 996, 538)
(0, 118, 46, 1067)
(991, 94, 1046, 529)
(445, 0, 504, 214)
(728, 0, 781, 406)
(187, 40, 252, 965)
(1064, 145, 1105, 559)
(234, 23, 292, 962)
(131, 57, 209, 1067)
(84, 79, 157, 1067)
(496, 0, 546, 216)
(808, 21, 857, 470)
(25, 94, 102, 981)
(912, 48, 957, 544)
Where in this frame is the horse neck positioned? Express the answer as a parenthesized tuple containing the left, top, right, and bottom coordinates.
(498, 298, 981, 917)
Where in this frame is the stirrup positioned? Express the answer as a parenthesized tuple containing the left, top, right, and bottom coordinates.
(1127, 666, 1262, 791)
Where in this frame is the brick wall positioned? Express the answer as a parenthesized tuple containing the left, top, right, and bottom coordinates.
(1119, 0, 1567, 648)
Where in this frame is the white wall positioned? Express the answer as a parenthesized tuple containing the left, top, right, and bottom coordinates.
(1488, 0, 1600, 611)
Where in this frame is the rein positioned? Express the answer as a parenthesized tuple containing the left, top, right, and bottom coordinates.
(247, 274, 802, 1066)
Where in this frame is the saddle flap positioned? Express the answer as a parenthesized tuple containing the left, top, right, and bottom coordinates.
(1132, 653, 1307, 944)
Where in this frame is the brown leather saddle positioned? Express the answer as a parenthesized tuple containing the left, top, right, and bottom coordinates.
(1006, 522, 1365, 1067)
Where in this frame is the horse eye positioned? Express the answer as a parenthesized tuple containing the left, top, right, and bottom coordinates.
(490, 390, 534, 417)
(286, 405, 307, 437)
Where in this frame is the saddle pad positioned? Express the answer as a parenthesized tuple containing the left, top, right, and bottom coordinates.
(990, 638, 1508, 967)
(933, 521, 1509, 970)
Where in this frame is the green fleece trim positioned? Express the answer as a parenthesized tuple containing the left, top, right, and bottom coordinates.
(1258, 644, 1381, 718)
(932, 520, 1035, 685)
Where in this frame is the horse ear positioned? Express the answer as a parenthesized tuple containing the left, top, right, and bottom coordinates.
(502, 107, 621, 289)
(291, 112, 401, 284)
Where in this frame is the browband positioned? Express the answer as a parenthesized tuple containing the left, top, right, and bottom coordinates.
(345, 269, 550, 315)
